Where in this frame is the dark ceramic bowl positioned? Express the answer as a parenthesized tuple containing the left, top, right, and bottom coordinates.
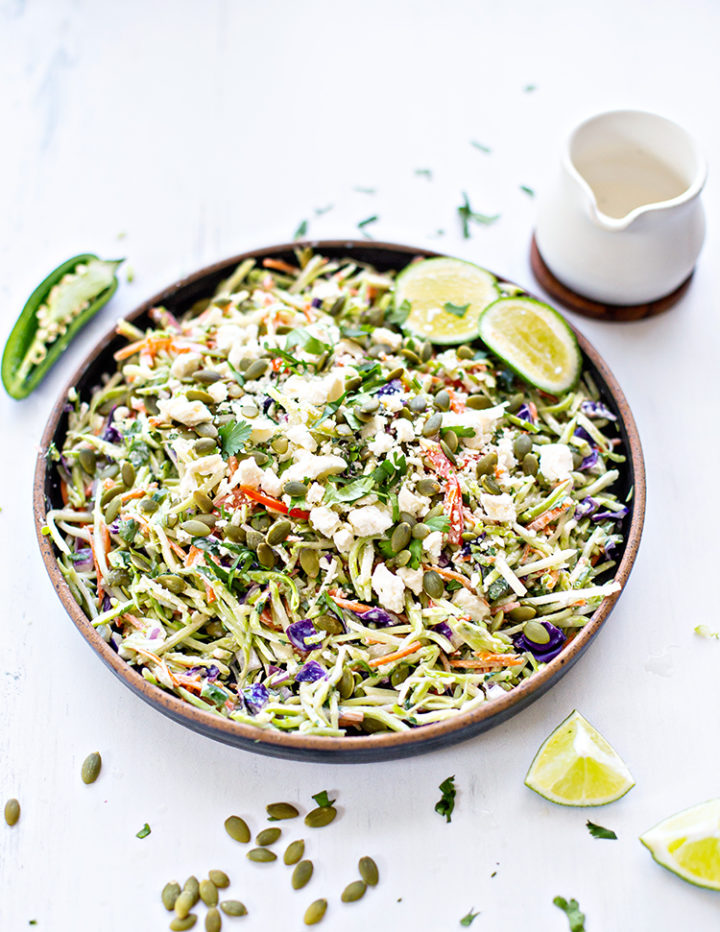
(33, 241, 646, 763)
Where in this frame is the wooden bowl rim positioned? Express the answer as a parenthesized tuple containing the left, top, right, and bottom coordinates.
(33, 240, 646, 760)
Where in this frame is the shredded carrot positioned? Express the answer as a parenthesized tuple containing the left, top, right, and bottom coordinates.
(60, 480, 69, 505)
(168, 539, 187, 560)
(328, 592, 375, 613)
(186, 545, 204, 568)
(528, 502, 572, 532)
(368, 641, 423, 668)
(113, 336, 172, 362)
(204, 583, 217, 604)
(262, 257, 299, 275)
(425, 565, 475, 592)
(449, 651, 524, 669)
(446, 387, 466, 413)
(88, 537, 104, 602)
(134, 647, 179, 686)
(120, 489, 146, 503)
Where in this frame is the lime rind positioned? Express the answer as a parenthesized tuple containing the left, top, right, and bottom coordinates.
(640, 799, 720, 891)
(478, 296, 582, 395)
(394, 256, 500, 345)
(525, 710, 635, 807)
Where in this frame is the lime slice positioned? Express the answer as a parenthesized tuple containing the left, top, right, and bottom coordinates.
(640, 800, 720, 891)
(394, 257, 499, 345)
(478, 297, 581, 394)
(525, 710, 635, 807)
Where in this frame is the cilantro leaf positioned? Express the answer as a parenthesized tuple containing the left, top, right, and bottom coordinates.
(441, 425, 476, 438)
(293, 219, 308, 239)
(286, 329, 330, 356)
(444, 301, 470, 318)
(324, 476, 375, 506)
(217, 419, 252, 458)
(435, 775, 456, 822)
(311, 790, 336, 808)
(426, 515, 451, 533)
(457, 191, 500, 239)
(553, 896, 585, 932)
(314, 204, 334, 216)
(118, 519, 138, 544)
(470, 140, 491, 153)
(520, 184, 535, 197)
(460, 907, 480, 926)
(136, 823, 151, 839)
(357, 215, 379, 238)
(385, 298, 412, 327)
(408, 537, 423, 569)
(415, 168, 433, 179)
(586, 820, 617, 840)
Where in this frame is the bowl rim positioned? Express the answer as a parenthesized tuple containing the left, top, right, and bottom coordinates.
(33, 239, 646, 760)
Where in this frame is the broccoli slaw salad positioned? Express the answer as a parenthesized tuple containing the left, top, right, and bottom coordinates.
(44, 250, 630, 738)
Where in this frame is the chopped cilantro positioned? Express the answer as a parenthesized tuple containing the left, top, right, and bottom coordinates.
(136, 823, 151, 839)
(444, 301, 470, 318)
(324, 476, 375, 505)
(218, 419, 253, 458)
(311, 789, 335, 808)
(435, 775, 456, 822)
(286, 328, 330, 356)
(118, 519, 138, 544)
(520, 184, 535, 197)
(586, 820, 617, 840)
(460, 907, 480, 926)
(457, 192, 500, 239)
(414, 168, 433, 179)
(385, 298, 412, 327)
(470, 140, 491, 153)
(293, 219, 308, 240)
(314, 204, 334, 216)
(408, 537, 423, 569)
(553, 896, 585, 932)
(357, 215, 379, 238)
(425, 515, 451, 533)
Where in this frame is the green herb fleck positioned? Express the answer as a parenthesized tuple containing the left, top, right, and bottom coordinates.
(293, 219, 308, 240)
(118, 519, 138, 544)
(425, 515, 451, 533)
(314, 204, 334, 216)
(125, 266, 135, 283)
(460, 907, 480, 926)
(218, 419, 253, 458)
(286, 328, 330, 356)
(357, 215, 379, 238)
(435, 775, 456, 822)
(312, 790, 336, 808)
(324, 476, 376, 506)
(354, 186, 376, 194)
(385, 299, 412, 327)
(523, 83, 537, 92)
(136, 823, 151, 839)
(415, 168, 433, 179)
(553, 896, 585, 932)
(457, 192, 500, 238)
(444, 301, 470, 318)
(519, 184, 535, 197)
(586, 820, 617, 840)
(470, 141, 491, 153)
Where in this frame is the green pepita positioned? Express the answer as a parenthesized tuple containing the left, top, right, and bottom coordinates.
(420, 341, 433, 362)
(283, 480, 307, 497)
(338, 669, 354, 699)
(443, 428, 459, 453)
(457, 345, 475, 360)
(257, 542, 277, 568)
(162, 881, 181, 911)
(205, 907, 221, 932)
(272, 436, 289, 454)
(508, 605, 537, 621)
(423, 570, 444, 599)
(195, 421, 218, 439)
(395, 549, 411, 567)
(341, 880, 367, 903)
(199, 879, 218, 907)
(390, 664, 409, 686)
(284, 839, 305, 865)
(412, 522, 430, 540)
(195, 369, 222, 384)
(409, 395, 427, 413)
(422, 412, 442, 437)
(299, 549, 320, 577)
(344, 375, 363, 392)
(266, 520, 291, 545)
(506, 391, 524, 413)
(246, 529, 264, 550)
(181, 519, 212, 537)
(186, 389, 215, 404)
(439, 439, 457, 465)
(401, 347, 421, 365)
(121, 461, 135, 487)
(219, 901, 247, 917)
(252, 450, 269, 466)
(513, 434, 533, 458)
(467, 393, 493, 409)
(224, 524, 246, 543)
(103, 497, 121, 524)
(523, 620, 551, 644)
(358, 856, 379, 886)
(193, 490, 214, 512)
(304, 899, 327, 926)
(4, 798, 20, 826)
(247, 847, 277, 863)
(244, 359, 269, 381)
(139, 497, 159, 513)
(476, 452, 498, 476)
(174, 891, 195, 919)
(78, 448, 97, 474)
(390, 522, 412, 553)
(434, 389, 451, 411)
(416, 477, 440, 496)
(224, 815, 250, 843)
(314, 613, 344, 635)
(304, 806, 336, 828)
(292, 859, 314, 890)
(81, 751, 102, 784)
(256, 827, 282, 846)
(522, 452, 539, 476)
(183, 876, 200, 905)
(208, 871, 229, 889)
(480, 474, 501, 495)
(267, 802, 299, 821)
(99, 485, 123, 508)
(169, 916, 197, 931)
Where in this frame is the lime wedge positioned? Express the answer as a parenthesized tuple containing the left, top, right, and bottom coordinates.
(640, 800, 720, 891)
(525, 710, 635, 807)
(394, 257, 499, 345)
(478, 297, 581, 394)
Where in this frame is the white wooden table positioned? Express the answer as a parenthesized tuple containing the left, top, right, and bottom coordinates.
(1, 1, 719, 929)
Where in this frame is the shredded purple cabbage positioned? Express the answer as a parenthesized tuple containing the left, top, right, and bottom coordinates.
(514, 621, 565, 662)
(295, 660, 326, 683)
(286, 619, 321, 652)
(581, 400, 617, 421)
(72, 547, 94, 571)
(262, 396, 273, 413)
(575, 497, 599, 519)
(433, 621, 454, 641)
(574, 426, 593, 444)
(356, 607, 395, 626)
(378, 379, 402, 396)
(579, 449, 599, 470)
(101, 594, 112, 612)
(311, 297, 322, 308)
(243, 683, 270, 713)
(516, 403, 535, 424)
(592, 505, 628, 523)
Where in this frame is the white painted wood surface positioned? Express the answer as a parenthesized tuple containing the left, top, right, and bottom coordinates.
(1, 1, 719, 929)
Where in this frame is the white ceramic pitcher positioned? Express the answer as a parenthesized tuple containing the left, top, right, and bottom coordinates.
(535, 110, 707, 305)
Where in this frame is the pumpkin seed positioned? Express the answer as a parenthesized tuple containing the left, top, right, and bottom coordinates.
(341, 880, 366, 903)
(196, 368, 222, 383)
(256, 827, 282, 846)
(395, 549, 411, 567)
(247, 847, 277, 862)
(165, 512, 179, 527)
(240, 402, 258, 418)
(224, 524, 246, 543)
(439, 440, 457, 465)
(304, 806, 336, 828)
(174, 891, 195, 919)
(398, 510, 416, 527)
(314, 613, 344, 634)
(283, 480, 307, 497)
(523, 620, 551, 644)
(385, 366, 404, 382)
(199, 879, 218, 907)
(443, 429, 459, 453)
(219, 901, 247, 917)
(205, 907, 221, 932)
(284, 839, 305, 865)
(358, 856, 379, 886)
(208, 871, 229, 889)
(236, 358, 252, 372)
(99, 485, 123, 507)
(412, 522, 430, 540)
(420, 341, 433, 362)
(390, 664, 409, 686)
(162, 881, 181, 911)
(480, 474, 501, 495)
(78, 448, 97, 474)
(257, 542, 276, 568)
(328, 296, 346, 316)
(121, 461, 135, 487)
(4, 798, 20, 826)
(390, 522, 412, 553)
(194, 513, 217, 528)
(422, 412, 442, 437)
(508, 606, 537, 622)
(170, 917, 197, 931)
(155, 574, 187, 594)
(253, 451, 269, 466)
(344, 375, 363, 392)
(513, 434, 533, 458)
(81, 751, 102, 784)
(186, 389, 215, 404)
(224, 815, 250, 843)
(103, 497, 121, 524)
(244, 359, 269, 381)
(105, 567, 130, 587)
(467, 393, 493, 409)
(338, 669, 354, 699)
(401, 347, 421, 365)
(506, 392, 524, 413)
(409, 395, 427, 413)
(457, 345, 475, 360)
(140, 497, 159, 513)
(434, 389, 451, 411)
(304, 899, 327, 925)
(461, 530, 478, 541)
(184, 876, 200, 905)
(271, 435, 289, 454)
(265, 802, 299, 822)
(193, 490, 214, 512)
(360, 397, 379, 415)
(416, 479, 440, 498)
(476, 452, 498, 476)
(422, 570, 444, 599)
(181, 519, 212, 537)
(299, 549, 320, 577)
(522, 453, 539, 476)
(266, 520, 291, 545)
(292, 859, 314, 890)
(245, 529, 263, 551)
(195, 422, 218, 439)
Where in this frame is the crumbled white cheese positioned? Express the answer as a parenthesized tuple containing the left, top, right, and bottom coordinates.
(540, 443, 574, 482)
(371, 327, 403, 350)
(496, 431, 517, 472)
(441, 404, 506, 449)
(207, 381, 227, 404)
(481, 492, 516, 523)
(368, 431, 395, 456)
(282, 451, 346, 483)
(452, 588, 489, 622)
(215, 324, 247, 353)
(395, 419, 415, 443)
(310, 506, 341, 538)
(371, 564, 405, 613)
(306, 482, 324, 505)
(261, 468, 283, 498)
(157, 396, 212, 426)
(287, 424, 317, 452)
(381, 393, 404, 412)
(170, 352, 202, 379)
(422, 531, 444, 561)
(333, 524, 354, 553)
(283, 372, 344, 407)
(347, 505, 393, 537)
(247, 416, 277, 443)
(398, 484, 431, 517)
(235, 457, 264, 489)
(397, 566, 424, 595)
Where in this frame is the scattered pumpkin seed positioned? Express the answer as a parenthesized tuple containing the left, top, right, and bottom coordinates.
(522, 452, 539, 476)
(99, 485, 123, 507)
(358, 856, 379, 886)
(360, 397, 379, 415)
(395, 549, 412, 566)
(186, 389, 215, 404)
(439, 440, 457, 465)
(199, 879, 218, 907)
(314, 613, 344, 634)
(272, 436, 289, 454)
(467, 393, 493, 409)
(508, 605, 537, 621)
(341, 880, 367, 903)
(390, 665, 410, 686)
(420, 341, 433, 362)
(162, 882, 181, 911)
(434, 389, 451, 411)
(338, 669, 354, 699)
(219, 901, 247, 917)
(224, 524, 245, 543)
(423, 570, 444, 599)
(256, 827, 282, 846)
(181, 519, 212, 537)
(256, 542, 277, 568)
(121, 461, 135, 487)
(224, 815, 250, 843)
(513, 434, 533, 458)
(304, 806, 337, 828)
(174, 891, 195, 919)
(456, 345, 475, 360)
(205, 907, 221, 932)
(78, 448, 97, 474)
(4, 798, 20, 826)
(244, 359, 269, 381)
(195, 368, 222, 383)
(284, 480, 308, 497)
(401, 347, 421, 365)
(139, 497, 159, 513)
(480, 474, 501, 495)
(184, 876, 200, 905)
(390, 522, 412, 553)
(155, 574, 187, 594)
(476, 452, 498, 476)
(170, 917, 197, 931)
(195, 513, 217, 528)
(247, 847, 277, 862)
(165, 512, 179, 527)
(304, 899, 327, 926)
(443, 429, 459, 453)
(266, 520, 291, 545)
(506, 391, 524, 412)
(284, 839, 305, 865)
(245, 529, 264, 551)
(267, 802, 299, 821)
(103, 497, 121, 524)
(193, 490, 214, 512)
(422, 412, 442, 436)
(292, 859, 314, 890)
(252, 450, 269, 466)
(240, 402, 258, 418)
(412, 522, 430, 540)
(299, 549, 319, 577)
(416, 478, 440, 496)
(409, 395, 427, 413)
(344, 375, 363, 392)
(523, 620, 551, 644)
(81, 751, 102, 784)
(195, 422, 218, 439)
